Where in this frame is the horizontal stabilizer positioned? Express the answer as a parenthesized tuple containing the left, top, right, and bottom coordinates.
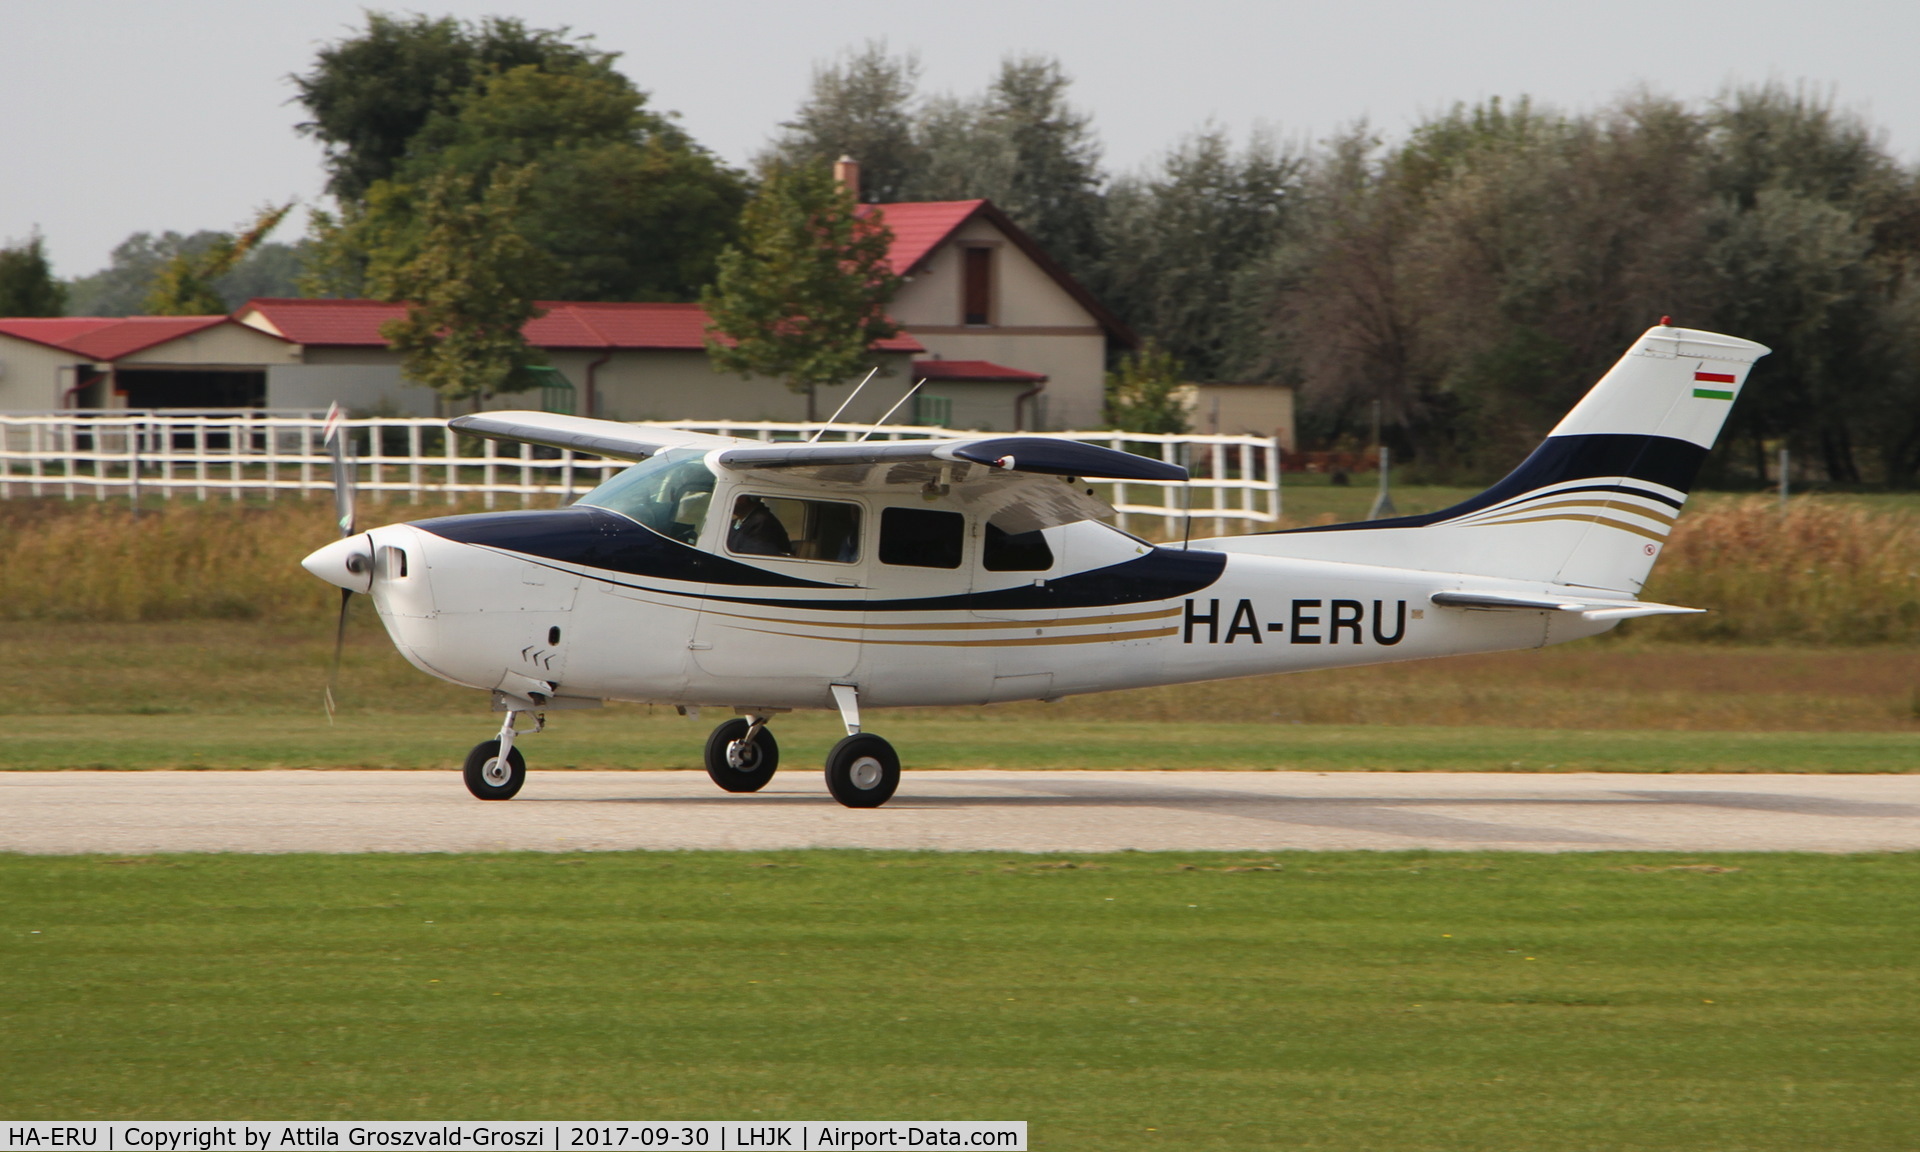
(1430, 590, 1704, 622)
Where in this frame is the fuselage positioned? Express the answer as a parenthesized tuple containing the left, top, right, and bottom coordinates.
(338, 467, 1616, 715)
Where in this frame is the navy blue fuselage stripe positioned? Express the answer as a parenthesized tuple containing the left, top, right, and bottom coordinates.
(1269, 433, 1707, 535)
(413, 507, 1226, 610)
(412, 507, 840, 588)
(695, 548, 1226, 612)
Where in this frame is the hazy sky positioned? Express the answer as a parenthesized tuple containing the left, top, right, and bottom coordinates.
(5, 0, 1915, 278)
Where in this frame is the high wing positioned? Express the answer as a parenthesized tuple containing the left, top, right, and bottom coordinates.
(1429, 590, 1704, 621)
(713, 435, 1186, 535)
(451, 413, 1188, 535)
(448, 412, 739, 459)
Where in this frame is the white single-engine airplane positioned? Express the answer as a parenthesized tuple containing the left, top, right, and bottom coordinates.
(303, 322, 1766, 806)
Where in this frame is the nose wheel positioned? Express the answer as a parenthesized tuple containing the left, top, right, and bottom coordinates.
(704, 717, 780, 792)
(825, 733, 899, 808)
(463, 739, 527, 800)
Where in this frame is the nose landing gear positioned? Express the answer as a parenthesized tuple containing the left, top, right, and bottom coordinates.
(463, 709, 538, 800)
(703, 716, 781, 792)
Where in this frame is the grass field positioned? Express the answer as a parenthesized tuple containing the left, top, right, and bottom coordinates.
(3, 850, 1914, 1148)
(6, 621, 1917, 770)
(8, 621, 1916, 771)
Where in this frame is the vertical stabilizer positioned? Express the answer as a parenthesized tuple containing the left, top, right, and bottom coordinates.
(1220, 323, 1770, 592)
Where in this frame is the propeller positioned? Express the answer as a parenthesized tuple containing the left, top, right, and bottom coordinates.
(322, 404, 364, 723)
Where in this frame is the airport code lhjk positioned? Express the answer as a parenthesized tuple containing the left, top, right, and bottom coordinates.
(3, 1125, 1025, 1151)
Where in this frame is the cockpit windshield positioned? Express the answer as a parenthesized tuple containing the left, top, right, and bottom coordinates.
(576, 451, 717, 545)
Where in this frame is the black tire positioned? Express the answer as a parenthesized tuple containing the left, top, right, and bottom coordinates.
(824, 733, 900, 808)
(704, 718, 780, 793)
(462, 739, 527, 800)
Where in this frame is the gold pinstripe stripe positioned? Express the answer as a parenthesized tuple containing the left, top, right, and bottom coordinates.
(726, 624, 1181, 648)
(1464, 496, 1677, 527)
(1464, 511, 1669, 542)
(697, 604, 1181, 632)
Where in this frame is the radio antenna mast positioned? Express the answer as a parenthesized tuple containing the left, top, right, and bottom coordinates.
(809, 367, 880, 442)
(857, 380, 926, 441)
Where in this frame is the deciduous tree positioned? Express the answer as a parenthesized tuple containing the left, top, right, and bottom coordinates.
(0, 232, 67, 317)
(369, 168, 552, 403)
(702, 164, 901, 420)
(764, 42, 923, 203)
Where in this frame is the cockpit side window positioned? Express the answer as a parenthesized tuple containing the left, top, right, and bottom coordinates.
(880, 507, 964, 569)
(576, 453, 716, 545)
(727, 494, 862, 563)
(983, 522, 1054, 571)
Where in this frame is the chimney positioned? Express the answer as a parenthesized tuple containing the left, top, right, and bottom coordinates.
(833, 154, 861, 199)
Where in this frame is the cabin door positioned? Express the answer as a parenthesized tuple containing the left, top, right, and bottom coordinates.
(690, 488, 864, 682)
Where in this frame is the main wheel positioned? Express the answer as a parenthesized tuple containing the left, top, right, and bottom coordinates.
(704, 718, 780, 793)
(824, 733, 900, 808)
(463, 739, 527, 800)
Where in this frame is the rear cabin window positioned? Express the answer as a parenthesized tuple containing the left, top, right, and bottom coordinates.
(983, 523, 1054, 571)
(879, 507, 964, 569)
(727, 494, 862, 563)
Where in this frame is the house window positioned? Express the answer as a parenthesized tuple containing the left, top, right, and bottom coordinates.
(983, 523, 1053, 571)
(963, 246, 993, 325)
(912, 394, 952, 427)
(727, 494, 862, 563)
(879, 507, 964, 569)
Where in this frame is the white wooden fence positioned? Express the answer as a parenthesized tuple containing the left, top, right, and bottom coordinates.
(0, 411, 1282, 535)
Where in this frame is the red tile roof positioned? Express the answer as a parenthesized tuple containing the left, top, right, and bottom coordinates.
(860, 200, 986, 276)
(862, 199, 1135, 346)
(913, 359, 1047, 383)
(0, 315, 236, 361)
(238, 298, 923, 353)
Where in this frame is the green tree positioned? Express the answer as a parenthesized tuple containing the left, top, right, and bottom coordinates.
(908, 56, 1108, 280)
(701, 164, 901, 420)
(764, 42, 923, 203)
(293, 13, 617, 204)
(369, 168, 552, 404)
(1096, 129, 1303, 380)
(146, 204, 293, 315)
(303, 48, 746, 303)
(0, 232, 67, 316)
(1104, 343, 1190, 434)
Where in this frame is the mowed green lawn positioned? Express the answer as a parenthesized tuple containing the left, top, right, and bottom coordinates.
(3, 851, 1914, 1149)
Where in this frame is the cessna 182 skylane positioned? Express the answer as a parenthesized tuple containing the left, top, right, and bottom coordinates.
(302, 322, 1766, 807)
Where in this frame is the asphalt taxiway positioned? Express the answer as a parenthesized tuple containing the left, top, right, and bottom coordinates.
(4, 769, 1917, 853)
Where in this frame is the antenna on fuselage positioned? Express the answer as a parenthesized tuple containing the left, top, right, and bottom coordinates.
(809, 367, 881, 443)
(856, 379, 926, 442)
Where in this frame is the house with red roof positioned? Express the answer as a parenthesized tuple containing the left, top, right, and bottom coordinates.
(861, 190, 1133, 429)
(1, 166, 1132, 430)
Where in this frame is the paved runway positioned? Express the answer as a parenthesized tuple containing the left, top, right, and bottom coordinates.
(5, 769, 1918, 853)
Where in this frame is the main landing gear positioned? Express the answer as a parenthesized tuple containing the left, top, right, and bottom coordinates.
(697, 685, 900, 808)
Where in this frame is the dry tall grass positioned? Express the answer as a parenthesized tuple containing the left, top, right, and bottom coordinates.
(1, 494, 1916, 643)
(0, 498, 386, 624)
(1634, 497, 1920, 644)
